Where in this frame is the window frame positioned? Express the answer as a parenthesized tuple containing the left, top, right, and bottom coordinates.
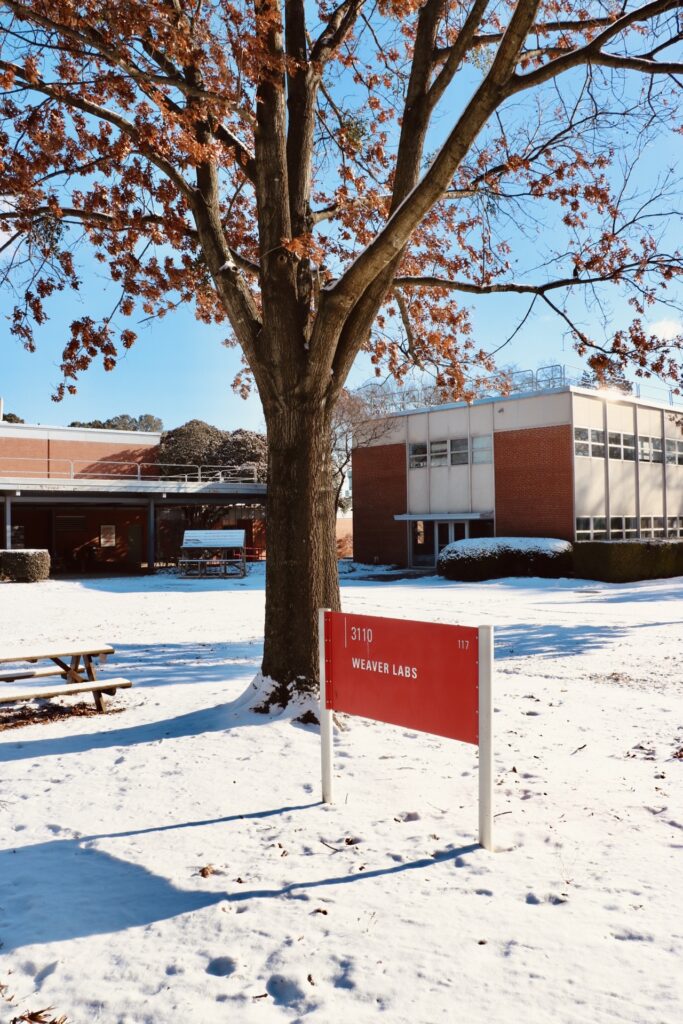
(408, 442, 428, 469)
(449, 437, 469, 466)
(471, 434, 493, 465)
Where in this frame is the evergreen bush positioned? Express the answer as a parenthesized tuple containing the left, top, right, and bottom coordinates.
(437, 538, 573, 582)
(0, 549, 51, 582)
(574, 540, 683, 582)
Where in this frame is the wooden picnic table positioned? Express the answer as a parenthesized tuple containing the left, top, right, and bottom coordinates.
(0, 643, 131, 712)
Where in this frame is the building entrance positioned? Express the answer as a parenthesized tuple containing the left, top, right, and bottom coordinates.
(410, 518, 494, 568)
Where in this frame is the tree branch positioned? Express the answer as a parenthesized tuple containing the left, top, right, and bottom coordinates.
(0, 58, 193, 198)
(509, 0, 683, 94)
(325, 0, 543, 312)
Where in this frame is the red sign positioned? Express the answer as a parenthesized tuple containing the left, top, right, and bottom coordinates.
(323, 611, 479, 744)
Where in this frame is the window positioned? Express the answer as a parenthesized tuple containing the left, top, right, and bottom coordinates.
(668, 517, 681, 538)
(608, 432, 622, 460)
(576, 517, 591, 541)
(593, 516, 607, 539)
(576, 515, 641, 540)
(471, 434, 492, 464)
(429, 440, 448, 467)
(666, 439, 677, 465)
(640, 516, 652, 538)
(651, 438, 664, 465)
(100, 525, 116, 547)
(409, 443, 427, 469)
(678, 440, 683, 466)
(574, 427, 606, 458)
(574, 427, 589, 457)
(638, 436, 652, 462)
(653, 516, 665, 538)
(450, 437, 468, 466)
(591, 429, 606, 458)
(608, 432, 636, 461)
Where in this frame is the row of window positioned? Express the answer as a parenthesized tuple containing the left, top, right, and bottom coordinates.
(576, 515, 683, 540)
(409, 436, 493, 469)
(574, 428, 683, 465)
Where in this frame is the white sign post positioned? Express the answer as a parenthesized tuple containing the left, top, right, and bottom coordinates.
(477, 625, 494, 852)
(318, 608, 333, 804)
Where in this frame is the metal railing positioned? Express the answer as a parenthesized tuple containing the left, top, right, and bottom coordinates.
(357, 364, 682, 414)
(0, 457, 260, 484)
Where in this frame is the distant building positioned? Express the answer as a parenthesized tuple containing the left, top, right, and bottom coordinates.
(0, 419, 266, 572)
(352, 386, 683, 568)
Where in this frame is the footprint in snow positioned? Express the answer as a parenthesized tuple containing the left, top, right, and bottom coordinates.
(395, 810, 420, 822)
(206, 956, 237, 978)
(265, 973, 306, 1006)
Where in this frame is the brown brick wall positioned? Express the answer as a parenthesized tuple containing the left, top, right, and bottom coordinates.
(352, 443, 408, 565)
(0, 437, 49, 476)
(494, 425, 574, 541)
(0, 436, 158, 479)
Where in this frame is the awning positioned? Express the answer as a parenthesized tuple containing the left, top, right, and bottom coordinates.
(393, 512, 493, 522)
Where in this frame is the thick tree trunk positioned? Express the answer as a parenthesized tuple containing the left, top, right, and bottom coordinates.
(260, 399, 340, 703)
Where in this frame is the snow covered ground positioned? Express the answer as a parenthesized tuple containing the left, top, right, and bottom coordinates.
(1, 567, 682, 1024)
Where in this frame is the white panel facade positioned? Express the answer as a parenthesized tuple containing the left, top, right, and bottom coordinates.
(607, 461, 638, 516)
(407, 467, 430, 514)
(606, 402, 636, 433)
(574, 458, 606, 517)
(446, 466, 472, 512)
(493, 392, 571, 432)
(403, 403, 495, 515)
(573, 394, 604, 430)
(471, 465, 495, 512)
(406, 413, 430, 444)
(639, 464, 665, 516)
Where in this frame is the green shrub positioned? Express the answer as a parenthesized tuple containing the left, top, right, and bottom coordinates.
(574, 540, 683, 583)
(0, 549, 51, 582)
(437, 538, 573, 582)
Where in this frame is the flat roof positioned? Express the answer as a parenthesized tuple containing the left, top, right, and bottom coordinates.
(0, 421, 161, 444)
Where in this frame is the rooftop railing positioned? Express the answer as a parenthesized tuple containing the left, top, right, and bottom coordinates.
(0, 457, 260, 484)
(357, 363, 682, 414)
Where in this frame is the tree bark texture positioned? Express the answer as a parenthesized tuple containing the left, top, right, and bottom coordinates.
(261, 399, 340, 700)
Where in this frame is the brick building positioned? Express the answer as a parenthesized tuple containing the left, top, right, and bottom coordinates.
(0, 419, 266, 572)
(352, 387, 683, 568)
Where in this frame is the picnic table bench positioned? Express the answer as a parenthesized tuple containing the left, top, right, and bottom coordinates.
(0, 644, 131, 713)
(178, 529, 247, 578)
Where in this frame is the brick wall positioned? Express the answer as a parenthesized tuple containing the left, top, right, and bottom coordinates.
(494, 425, 574, 540)
(352, 443, 408, 565)
(0, 435, 158, 479)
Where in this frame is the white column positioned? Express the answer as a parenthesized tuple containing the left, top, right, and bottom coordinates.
(478, 625, 494, 851)
(4, 496, 11, 550)
(319, 608, 333, 803)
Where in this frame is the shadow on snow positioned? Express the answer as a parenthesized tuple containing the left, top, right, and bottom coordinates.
(0, 806, 478, 952)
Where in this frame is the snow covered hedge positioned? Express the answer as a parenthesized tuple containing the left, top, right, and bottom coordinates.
(0, 548, 51, 582)
(574, 540, 683, 583)
(437, 537, 573, 581)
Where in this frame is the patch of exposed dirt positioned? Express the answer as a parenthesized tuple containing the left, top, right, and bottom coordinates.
(0, 701, 123, 731)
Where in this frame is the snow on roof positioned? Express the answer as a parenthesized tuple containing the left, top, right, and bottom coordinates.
(181, 529, 246, 549)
